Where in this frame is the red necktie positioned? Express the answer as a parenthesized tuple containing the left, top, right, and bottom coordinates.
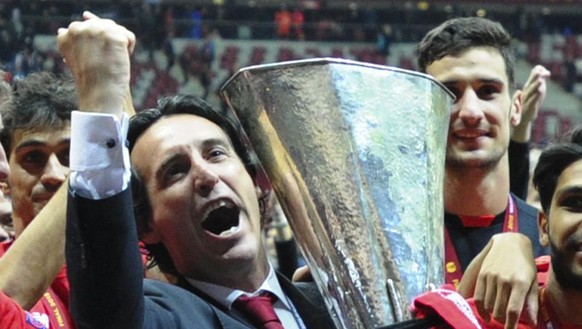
(233, 292, 285, 329)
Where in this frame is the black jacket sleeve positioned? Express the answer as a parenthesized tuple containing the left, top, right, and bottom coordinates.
(66, 188, 145, 329)
(508, 140, 530, 200)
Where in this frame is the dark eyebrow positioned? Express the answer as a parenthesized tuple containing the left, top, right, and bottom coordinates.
(154, 137, 233, 180)
(442, 78, 504, 86)
(201, 137, 232, 151)
(13, 138, 71, 153)
(476, 78, 504, 86)
(556, 185, 582, 198)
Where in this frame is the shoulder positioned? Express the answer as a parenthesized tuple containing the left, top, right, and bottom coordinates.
(144, 279, 208, 305)
(143, 279, 227, 327)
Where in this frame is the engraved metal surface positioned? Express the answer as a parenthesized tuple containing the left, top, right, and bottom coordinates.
(221, 58, 453, 329)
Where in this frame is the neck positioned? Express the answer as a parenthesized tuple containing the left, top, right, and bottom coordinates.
(545, 272, 582, 325)
(238, 261, 270, 293)
(214, 258, 270, 293)
(444, 162, 509, 216)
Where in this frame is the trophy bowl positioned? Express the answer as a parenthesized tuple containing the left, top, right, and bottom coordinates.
(221, 58, 453, 329)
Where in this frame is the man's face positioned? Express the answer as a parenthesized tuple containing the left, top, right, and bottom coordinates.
(132, 114, 266, 284)
(6, 125, 70, 237)
(426, 47, 521, 169)
(540, 159, 582, 290)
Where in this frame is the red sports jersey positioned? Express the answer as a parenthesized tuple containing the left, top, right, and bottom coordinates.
(0, 241, 75, 329)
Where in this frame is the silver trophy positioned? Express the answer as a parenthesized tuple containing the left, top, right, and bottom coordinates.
(221, 58, 453, 329)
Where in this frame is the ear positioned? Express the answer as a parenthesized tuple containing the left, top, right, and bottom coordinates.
(510, 90, 523, 127)
(538, 211, 549, 247)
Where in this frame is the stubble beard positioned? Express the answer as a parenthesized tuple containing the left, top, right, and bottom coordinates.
(445, 147, 505, 171)
(550, 233, 582, 291)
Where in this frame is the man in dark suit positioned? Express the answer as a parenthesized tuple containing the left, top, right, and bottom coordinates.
(59, 13, 335, 329)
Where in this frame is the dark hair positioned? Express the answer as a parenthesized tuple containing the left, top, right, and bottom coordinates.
(417, 17, 516, 89)
(0, 72, 77, 158)
(533, 127, 582, 214)
(128, 94, 258, 275)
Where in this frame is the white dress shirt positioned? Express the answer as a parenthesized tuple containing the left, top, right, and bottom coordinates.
(187, 265, 305, 329)
(70, 111, 130, 199)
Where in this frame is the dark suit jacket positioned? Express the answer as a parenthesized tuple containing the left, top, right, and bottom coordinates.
(66, 188, 336, 329)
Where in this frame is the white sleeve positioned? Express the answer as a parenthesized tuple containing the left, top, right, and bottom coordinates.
(69, 111, 131, 200)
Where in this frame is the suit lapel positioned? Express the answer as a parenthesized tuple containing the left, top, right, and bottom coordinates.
(277, 273, 336, 329)
(177, 278, 254, 329)
(175, 273, 335, 328)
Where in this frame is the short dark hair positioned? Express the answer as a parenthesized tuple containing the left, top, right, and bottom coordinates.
(0, 72, 77, 158)
(533, 127, 582, 214)
(128, 94, 258, 275)
(417, 17, 516, 89)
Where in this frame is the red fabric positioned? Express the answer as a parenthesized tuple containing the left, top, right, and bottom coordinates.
(412, 285, 482, 329)
(413, 256, 572, 329)
(0, 290, 35, 328)
(465, 298, 535, 329)
(535, 255, 550, 286)
(234, 292, 284, 329)
(412, 285, 536, 329)
(0, 241, 75, 329)
(458, 215, 496, 227)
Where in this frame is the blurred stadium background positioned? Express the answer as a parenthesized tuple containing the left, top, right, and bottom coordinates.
(1, 0, 581, 145)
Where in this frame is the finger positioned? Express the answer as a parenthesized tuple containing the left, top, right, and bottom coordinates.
(483, 275, 498, 315)
(126, 30, 136, 54)
(505, 291, 525, 328)
(459, 238, 492, 297)
(56, 28, 69, 54)
(534, 65, 551, 78)
(504, 318, 518, 329)
(83, 11, 99, 20)
(473, 273, 491, 322)
(524, 283, 539, 327)
(292, 266, 312, 282)
(524, 66, 540, 86)
(492, 281, 510, 324)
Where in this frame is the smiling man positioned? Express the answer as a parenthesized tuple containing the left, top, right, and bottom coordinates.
(417, 17, 549, 327)
(0, 72, 75, 328)
(60, 13, 334, 329)
(531, 127, 582, 328)
(0, 72, 72, 238)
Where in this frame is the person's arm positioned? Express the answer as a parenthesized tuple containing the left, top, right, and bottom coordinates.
(458, 232, 538, 329)
(512, 65, 550, 144)
(58, 12, 142, 328)
(0, 11, 138, 311)
(58, 12, 134, 120)
(509, 141, 530, 200)
(0, 183, 66, 310)
(509, 65, 550, 200)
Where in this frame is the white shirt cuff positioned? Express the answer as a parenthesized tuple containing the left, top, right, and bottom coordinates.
(70, 111, 131, 199)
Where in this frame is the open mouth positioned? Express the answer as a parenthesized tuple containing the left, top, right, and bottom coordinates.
(201, 200, 241, 236)
(454, 130, 488, 139)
